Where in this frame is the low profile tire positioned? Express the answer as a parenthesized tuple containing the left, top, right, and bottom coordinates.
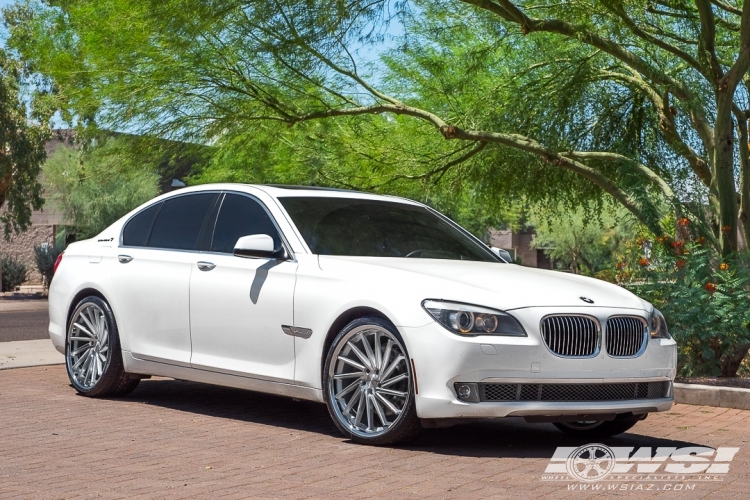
(323, 317, 422, 446)
(66, 296, 140, 398)
(553, 416, 642, 439)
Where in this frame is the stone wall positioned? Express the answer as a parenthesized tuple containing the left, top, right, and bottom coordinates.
(0, 225, 56, 285)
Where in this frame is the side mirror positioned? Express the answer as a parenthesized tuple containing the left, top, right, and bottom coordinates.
(234, 234, 287, 260)
(490, 246, 513, 263)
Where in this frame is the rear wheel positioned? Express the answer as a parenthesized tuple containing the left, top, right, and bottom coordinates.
(553, 416, 642, 439)
(323, 317, 422, 446)
(66, 296, 140, 397)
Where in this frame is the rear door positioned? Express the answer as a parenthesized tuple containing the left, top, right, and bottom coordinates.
(112, 192, 219, 366)
(189, 192, 297, 382)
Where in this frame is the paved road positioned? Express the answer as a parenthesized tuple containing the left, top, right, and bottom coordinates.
(1, 365, 748, 499)
(0, 301, 48, 342)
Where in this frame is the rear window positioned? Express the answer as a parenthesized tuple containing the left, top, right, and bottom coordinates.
(148, 193, 218, 250)
(122, 202, 161, 247)
(279, 197, 498, 262)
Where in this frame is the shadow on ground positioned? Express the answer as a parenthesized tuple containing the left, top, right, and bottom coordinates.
(109, 377, 704, 459)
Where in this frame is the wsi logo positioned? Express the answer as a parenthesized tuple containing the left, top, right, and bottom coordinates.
(543, 444, 739, 482)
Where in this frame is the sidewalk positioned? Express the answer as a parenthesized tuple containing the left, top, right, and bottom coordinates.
(0, 339, 63, 370)
(0, 299, 48, 313)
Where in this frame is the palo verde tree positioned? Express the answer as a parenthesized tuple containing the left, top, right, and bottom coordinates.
(5, 0, 750, 253)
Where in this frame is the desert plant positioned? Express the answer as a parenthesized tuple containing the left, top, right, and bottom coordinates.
(0, 255, 27, 292)
(626, 242, 750, 378)
(33, 243, 63, 288)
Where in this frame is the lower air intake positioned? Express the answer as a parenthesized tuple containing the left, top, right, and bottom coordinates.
(479, 381, 671, 402)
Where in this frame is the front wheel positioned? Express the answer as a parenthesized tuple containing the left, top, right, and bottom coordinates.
(323, 317, 422, 446)
(66, 296, 140, 397)
(553, 416, 643, 439)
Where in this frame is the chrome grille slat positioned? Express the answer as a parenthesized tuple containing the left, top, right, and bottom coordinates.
(541, 315, 598, 357)
(606, 316, 647, 358)
(480, 381, 671, 402)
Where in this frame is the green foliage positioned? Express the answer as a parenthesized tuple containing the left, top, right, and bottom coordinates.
(33, 243, 62, 288)
(528, 205, 638, 276)
(0, 255, 27, 291)
(190, 118, 521, 236)
(627, 244, 750, 377)
(43, 139, 160, 239)
(0, 47, 50, 238)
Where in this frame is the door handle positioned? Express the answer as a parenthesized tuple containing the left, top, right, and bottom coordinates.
(197, 261, 216, 271)
(118, 255, 133, 264)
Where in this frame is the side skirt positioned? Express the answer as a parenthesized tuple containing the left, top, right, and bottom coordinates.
(122, 351, 324, 403)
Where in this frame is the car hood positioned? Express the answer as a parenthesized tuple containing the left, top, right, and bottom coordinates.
(317, 256, 649, 311)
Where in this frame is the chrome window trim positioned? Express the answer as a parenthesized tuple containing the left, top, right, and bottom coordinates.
(604, 315, 649, 359)
(539, 313, 601, 359)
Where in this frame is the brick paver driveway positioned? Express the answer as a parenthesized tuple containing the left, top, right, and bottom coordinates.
(1, 366, 749, 499)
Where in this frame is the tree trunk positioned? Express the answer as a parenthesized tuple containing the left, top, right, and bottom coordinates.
(719, 343, 750, 378)
(714, 93, 739, 256)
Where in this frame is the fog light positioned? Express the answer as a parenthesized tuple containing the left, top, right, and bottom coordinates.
(454, 382, 480, 403)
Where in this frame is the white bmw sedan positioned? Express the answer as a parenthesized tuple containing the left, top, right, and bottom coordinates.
(48, 184, 676, 445)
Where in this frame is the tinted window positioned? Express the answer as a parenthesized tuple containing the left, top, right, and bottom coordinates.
(211, 194, 282, 253)
(148, 193, 217, 250)
(279, 197, 498, 262)
(122, 202, 161, 247)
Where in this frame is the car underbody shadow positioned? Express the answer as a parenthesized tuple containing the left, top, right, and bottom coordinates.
(117, 378, 705, 459)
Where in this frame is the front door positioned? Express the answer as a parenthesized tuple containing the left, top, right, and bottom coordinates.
(189, 193, 297, 382)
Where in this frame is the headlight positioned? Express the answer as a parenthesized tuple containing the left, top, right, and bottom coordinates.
(422, 300, 527, 336)
(649, 308, 670, 339)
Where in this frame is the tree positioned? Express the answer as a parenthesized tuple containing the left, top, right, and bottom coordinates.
(42, 139, 160, 239)
(0, 46, 48, 238)
(529, 206, 638, 275)
(5, 0, 750, 254)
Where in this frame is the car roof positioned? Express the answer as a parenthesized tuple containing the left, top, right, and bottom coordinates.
(169, 183, 422, 205)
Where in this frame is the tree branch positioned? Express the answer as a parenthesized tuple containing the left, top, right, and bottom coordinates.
(696, 0, 725, 82)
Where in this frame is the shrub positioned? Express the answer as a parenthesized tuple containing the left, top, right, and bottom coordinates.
(0, 255, 28, 292)
(33, 243, 63, 288)
(626, 243, 750, 377)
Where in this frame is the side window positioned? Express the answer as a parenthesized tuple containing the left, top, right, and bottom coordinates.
(148, 193, 218, 250)
(211, 194, 282, 254)
(122, 202, 162, 247)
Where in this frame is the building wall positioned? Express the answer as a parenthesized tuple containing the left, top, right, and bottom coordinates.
(0, 224, 56, 285)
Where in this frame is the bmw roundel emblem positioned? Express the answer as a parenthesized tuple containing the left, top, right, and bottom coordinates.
(580, 296, 594, 304)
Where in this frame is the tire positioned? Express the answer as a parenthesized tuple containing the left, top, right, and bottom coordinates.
(65, 296, 140, 398)
(323, 317, 422, 446)
(553, 416, 643, 439)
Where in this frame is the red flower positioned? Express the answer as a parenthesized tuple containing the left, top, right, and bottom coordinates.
(677, 218, 690, 227)
(616, 262, 627, 269)
(639, 258, 650, 267)
(670, 241, 684, 249)
(705, 283, 718, 293)
(721, 225, 732, 233)
(675, 259, 687, 269)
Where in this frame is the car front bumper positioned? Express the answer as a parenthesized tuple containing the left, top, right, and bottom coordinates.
(401, 306, 677, 420)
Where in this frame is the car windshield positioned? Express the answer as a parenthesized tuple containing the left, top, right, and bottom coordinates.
(278, 197, 501, 262)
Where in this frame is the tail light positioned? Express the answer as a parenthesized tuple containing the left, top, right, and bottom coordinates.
(53, 252, 64, 274)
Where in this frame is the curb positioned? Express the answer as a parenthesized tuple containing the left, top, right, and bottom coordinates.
(674, 382, 750, 411)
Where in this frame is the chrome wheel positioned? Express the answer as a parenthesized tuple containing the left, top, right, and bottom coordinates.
(328, 325, 411, 438)
(67, 303, 110, 390)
